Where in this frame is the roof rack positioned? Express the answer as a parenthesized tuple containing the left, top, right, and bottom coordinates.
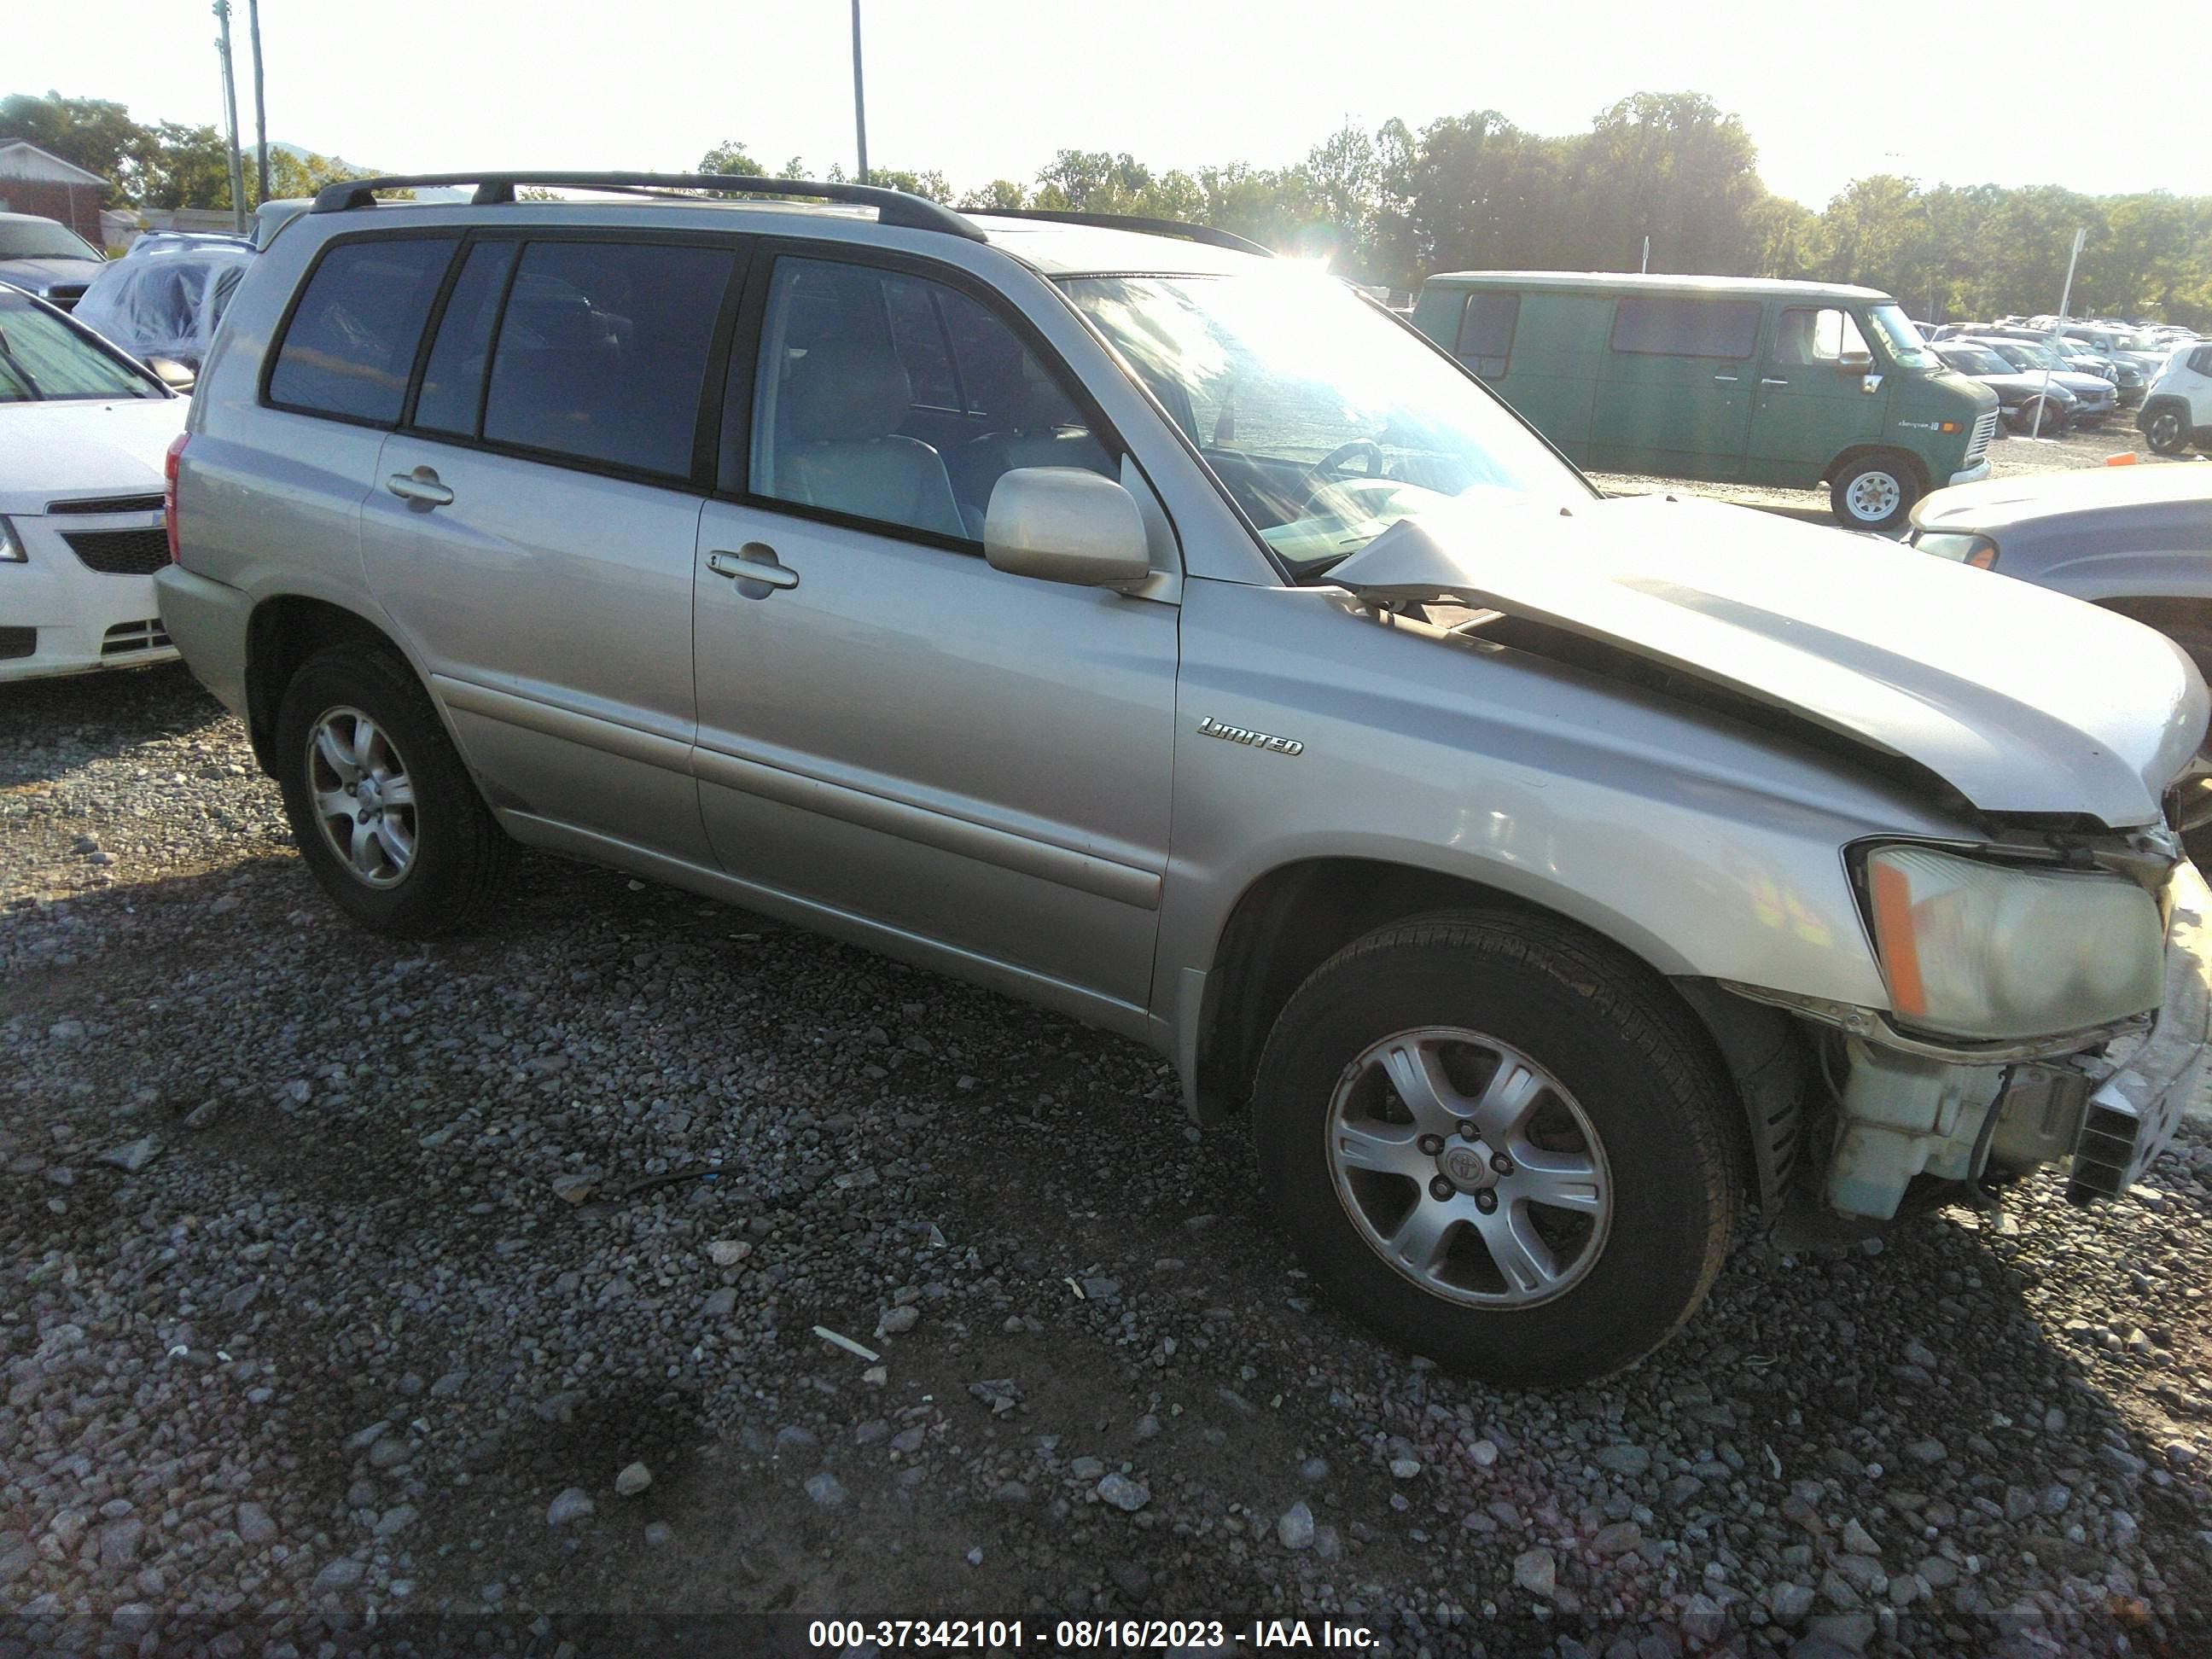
(307, 172, 987, 242)
(978, 209, 1272, 259)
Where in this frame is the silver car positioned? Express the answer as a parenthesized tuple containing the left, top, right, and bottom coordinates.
(155, 171, 2212, 1387)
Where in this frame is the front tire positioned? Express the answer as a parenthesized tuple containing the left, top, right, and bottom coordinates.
(1251, 911, 1740, 1386)
(274, 645, 515, 938)
(1829, 454, 1918, 532)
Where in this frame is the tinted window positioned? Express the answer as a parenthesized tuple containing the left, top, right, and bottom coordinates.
(1610, 295, 1762, 360)
(412, 241, 517, 436)
(748, 256, 1107, 543)
(2193, 346, 2212, 375)
(1453, 291, 1520, 380)
(268, 237, 453, 422)
(481, 241, 736, 477)
(882, 280, 961, 410)
(0, 292, 160, 403)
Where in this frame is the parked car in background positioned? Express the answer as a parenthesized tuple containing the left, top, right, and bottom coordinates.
(2140, 341, 2212, 456)
(1960, 336, 2117, 425)
(0, 285, 187, 680)
(1909, 464, 2212, 855)
(73, 240, 253, 387)
(1930, 342, 2079, 434)
(1979, 327, 2150, 405)
(156, 171, 2209, 1385)
(2060, 324, 2169, 381)
(1412, 272, 1998, 530)
(0, 210, 105, 312)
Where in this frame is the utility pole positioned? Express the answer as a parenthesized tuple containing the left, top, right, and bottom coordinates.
(2029, 227, 2087, 442)
(213, 1, 248, 233)
(850, 0, 869, 185)
(248, 0, 269, 206)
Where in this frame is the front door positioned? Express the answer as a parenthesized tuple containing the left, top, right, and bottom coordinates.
(358, 233, 743, 863)
(1744, 306, 1885, 488)
(689, 249, 1179, 1016)
(1586, 293, 1761, 480)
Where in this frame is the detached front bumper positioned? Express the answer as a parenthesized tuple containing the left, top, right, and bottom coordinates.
(1817, 860, 2211, 1220)
(2067, 859, 2212, 1199)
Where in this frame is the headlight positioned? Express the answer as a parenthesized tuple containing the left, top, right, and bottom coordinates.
(0, 516, 25, 564)
(1861, 845, 2163, 1039)
(1910, 529, 1998, 570)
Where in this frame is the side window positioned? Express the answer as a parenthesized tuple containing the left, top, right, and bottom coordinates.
(881, 280, 961, 410)
(2192, 346, 2212, 376)
(480, 240, 736, 478)
(1773, 306, 1870, 367)
(1610, 295, 1762, 360)
(1454, 291, 1519, 380)
(743, 256, 1110, 544)
(267, 236, 454, 422)
(412, 240, 518, 436)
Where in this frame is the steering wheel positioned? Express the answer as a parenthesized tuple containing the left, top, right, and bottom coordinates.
(1297, 439, 1387, 506)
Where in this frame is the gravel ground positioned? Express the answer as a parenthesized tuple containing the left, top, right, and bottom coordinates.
(1592, 422, 2206, 522)
(5, 664, 2212, 1659)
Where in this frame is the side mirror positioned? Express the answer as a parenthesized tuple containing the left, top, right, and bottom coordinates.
(1837, 349, 1874, 374)
(984, 467, 1151, 587)
(146, 356, 196, 393)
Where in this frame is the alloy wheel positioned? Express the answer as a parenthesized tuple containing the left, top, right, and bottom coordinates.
(305, 706, 418, 888)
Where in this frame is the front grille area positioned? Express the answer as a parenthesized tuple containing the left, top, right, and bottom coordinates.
(44, 286, 86, 311)
(101, 619, 172, 657)
(0, 626, 34, 661)
(1965, 410, 2000, 462)
(47, 492, 165, 516)
(63, 527, 171, 576)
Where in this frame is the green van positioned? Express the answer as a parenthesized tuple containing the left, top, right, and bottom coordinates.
(1412, 272, 2001, 530)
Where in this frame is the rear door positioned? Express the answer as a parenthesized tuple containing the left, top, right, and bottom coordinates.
(357, 231, 744, 863)
(1744, 304, 1883, 487)
(1587, 293, 1761, 479)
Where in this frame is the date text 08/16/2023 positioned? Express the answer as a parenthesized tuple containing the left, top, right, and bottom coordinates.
(806, 1618, 1380, 1649)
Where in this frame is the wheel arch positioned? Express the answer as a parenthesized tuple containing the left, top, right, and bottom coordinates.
(243, 595, 421, 772)
(1189, 856, 1803, 1212)
(1824, 443, 1930, 494)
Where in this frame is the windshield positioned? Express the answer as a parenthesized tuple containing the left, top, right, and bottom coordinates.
(1062, 271, 1584, 572)
(1866, 302, 1936, 369)
(0, 294, 162, 402)
(0, 218, 101, 262)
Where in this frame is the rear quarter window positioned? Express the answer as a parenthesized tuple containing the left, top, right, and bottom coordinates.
(266, 236, 455, 423)
(1609, 295, 1762, 360)
(1454, 292, 1519, 380)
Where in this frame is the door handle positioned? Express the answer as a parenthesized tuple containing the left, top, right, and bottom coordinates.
(386, 469, 453, 506)
(1760, 377, 1790, 388)
(707, 544, 799, 590)
(1712, 374, 1740, 383)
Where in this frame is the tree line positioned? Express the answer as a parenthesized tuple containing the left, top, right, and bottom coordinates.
(9, 89, 2207, 327)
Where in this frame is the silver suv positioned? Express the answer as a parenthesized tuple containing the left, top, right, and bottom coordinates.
(157, 172, 2212, 1386)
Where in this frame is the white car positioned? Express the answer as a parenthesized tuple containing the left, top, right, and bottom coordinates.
(1, 285, 188, 681)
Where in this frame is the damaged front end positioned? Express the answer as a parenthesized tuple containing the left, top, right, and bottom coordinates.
(1728, 848, 2211, 1222)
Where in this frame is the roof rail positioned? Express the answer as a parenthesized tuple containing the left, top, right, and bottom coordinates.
(306, 172, 987, 242)
(978, 208, 1272, 259)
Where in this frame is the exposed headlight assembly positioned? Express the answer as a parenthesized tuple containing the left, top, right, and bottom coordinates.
(1861, 844, 2163, 1040)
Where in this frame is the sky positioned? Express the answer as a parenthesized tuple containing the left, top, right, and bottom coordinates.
(15, 0, 2210, 211)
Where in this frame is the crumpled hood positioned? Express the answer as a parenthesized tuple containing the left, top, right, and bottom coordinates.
(0, 397, 186, 516)
(1330, 492, 2207, 828)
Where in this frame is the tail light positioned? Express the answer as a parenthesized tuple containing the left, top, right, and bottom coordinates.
(163, 432, 189, 564)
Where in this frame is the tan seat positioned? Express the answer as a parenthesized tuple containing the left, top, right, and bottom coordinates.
(778, 338, 965, 538)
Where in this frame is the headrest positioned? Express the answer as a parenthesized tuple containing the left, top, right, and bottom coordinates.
(787, 338, 912, 442)
(1007, 357, 1080, 433)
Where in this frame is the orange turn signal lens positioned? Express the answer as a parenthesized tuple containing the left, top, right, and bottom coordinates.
(1937, 421, 1962, 434)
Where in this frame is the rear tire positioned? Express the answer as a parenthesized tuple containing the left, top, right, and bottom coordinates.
(1250, 910, 1740, 1386)
(2144, 404, 2191, 456)
(274, 645, 515, 938)
(1829, 453, 1918, 532)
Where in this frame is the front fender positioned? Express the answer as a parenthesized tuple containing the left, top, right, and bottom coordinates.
(1152, 580, 1982, 1029)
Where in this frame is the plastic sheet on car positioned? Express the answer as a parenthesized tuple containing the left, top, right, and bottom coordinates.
(72, 245, 254, 371)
